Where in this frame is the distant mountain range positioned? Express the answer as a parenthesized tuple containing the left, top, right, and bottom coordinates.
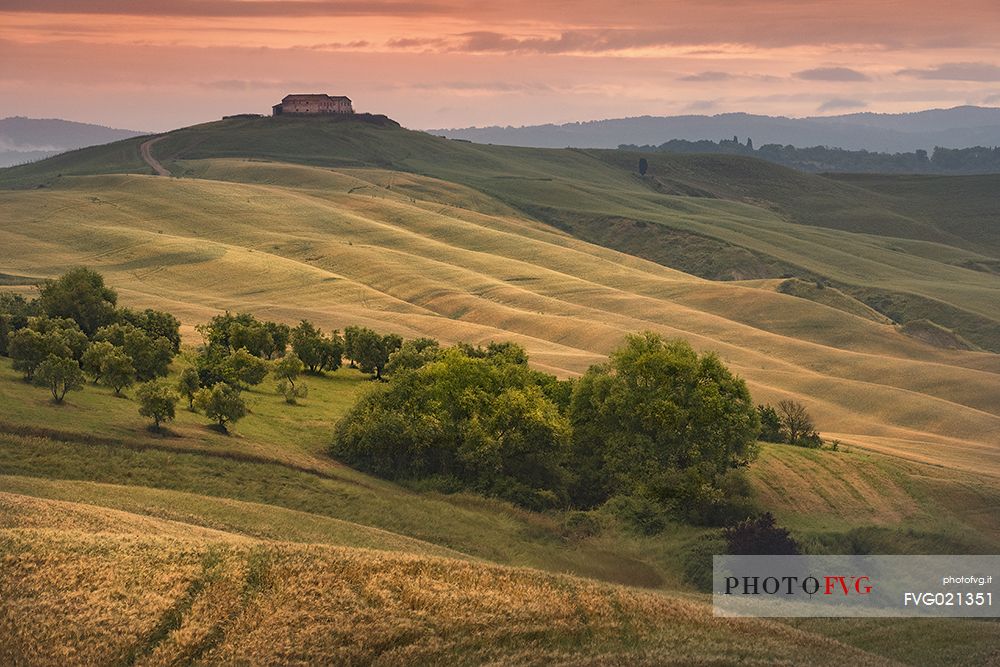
(0, 117, 145, 168)
(8, 107, 1000, 170)
(431, 106, 1000, 152)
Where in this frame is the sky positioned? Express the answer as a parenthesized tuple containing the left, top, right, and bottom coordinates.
(2, 0, 1000, 131)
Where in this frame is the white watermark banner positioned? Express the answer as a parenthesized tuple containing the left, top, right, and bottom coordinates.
(713, 555, 998, 617)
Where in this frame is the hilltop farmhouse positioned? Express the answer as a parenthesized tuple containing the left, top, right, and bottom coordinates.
(272, 94, 353, 115)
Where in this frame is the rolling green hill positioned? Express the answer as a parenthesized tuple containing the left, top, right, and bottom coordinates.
(1, 115, 999, 664)
(5, 115, 997, 350)
(2, 117, 998, 473)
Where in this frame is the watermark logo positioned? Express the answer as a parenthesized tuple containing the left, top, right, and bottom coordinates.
(713, 555, 997, 617)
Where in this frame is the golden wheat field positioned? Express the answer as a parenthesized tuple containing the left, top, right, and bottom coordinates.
(1, 492, 906, 666)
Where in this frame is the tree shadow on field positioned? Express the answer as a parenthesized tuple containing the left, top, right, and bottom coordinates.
(205, 423, 233, 436)
(144, 424, 182, 438)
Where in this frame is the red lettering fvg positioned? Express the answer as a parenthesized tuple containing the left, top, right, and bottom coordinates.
(823, 575, 872, 595)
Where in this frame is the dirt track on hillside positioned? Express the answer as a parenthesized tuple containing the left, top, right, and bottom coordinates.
(139, 136, 170, 176)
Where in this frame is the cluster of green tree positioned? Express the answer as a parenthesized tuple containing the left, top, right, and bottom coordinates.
(0, 270, 408, 433)
(186, 315, 335, 427)
(756, 400, 823, 448)
(182, 315, 406, 428)
(332, 332, 761, 527)
(179, 314, 319, 427)
(0, 269, 180, 403)
(622, 138, 1000, 174)
(332, 340, 572, 511)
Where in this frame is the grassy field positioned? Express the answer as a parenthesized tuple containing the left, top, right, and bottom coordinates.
(1, 115, 999, 663)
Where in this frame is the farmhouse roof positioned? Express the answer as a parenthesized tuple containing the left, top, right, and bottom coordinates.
(282, 94, 352, 102)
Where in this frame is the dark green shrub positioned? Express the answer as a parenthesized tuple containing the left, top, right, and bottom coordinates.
(724, 512, 800, 555)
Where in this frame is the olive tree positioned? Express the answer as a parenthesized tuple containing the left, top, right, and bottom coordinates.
(756, 404, 784, 443)
(194, 382, 247, 432)
(177, 367, 201, 409)
(102, 349, 136, 396)
(117, 308, 182, 353)
(385, 337, 441, 375)
(352, 328, 402, 380)
(136, 379, 179, 430)
(343, 325, 362, 368)
(196, 312, 289, 359)
(81, 341, 116, 384)
(34, 354, 84, 403)
(94, 323, 173, 380)
(332, 348, 570, 510)
(291, 320, 342, 373)
(8, 329, 50, 381)
(273, 353, 307, 404)
(0, 293, 39, 356)
(776, 399, 814, 446)
(223, 347, 269, 389)
(8, 322, 83, 381)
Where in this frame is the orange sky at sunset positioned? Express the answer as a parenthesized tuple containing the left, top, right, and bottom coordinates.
(2, 0, 1000, 131)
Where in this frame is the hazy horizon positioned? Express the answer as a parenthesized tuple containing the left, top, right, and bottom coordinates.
(2, 1, 1000, 131)
(5, 103, 1000, 137)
